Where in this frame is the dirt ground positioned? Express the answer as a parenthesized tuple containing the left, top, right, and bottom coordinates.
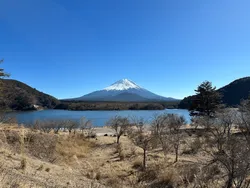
(0, 125, 221, 188)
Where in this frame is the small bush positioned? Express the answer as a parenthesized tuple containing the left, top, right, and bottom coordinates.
(179, 164, 200, 185)
(26, 132, 58, 162)
(37, 164, 44, 171)
(56, 133, 94, 162)
(117, 143, 126, 161)
(20, 158, 27, 170)
(96, 172, 101, 180)
(5, 131, 21, 152)
(182, 137, 202, 155)
(150, 181, 174, 188)
(198, 164, 221, 184)
(45, 167, 50, 172)
(132, 159, 143, 169)
(138, 168, 158, 182)
(106, 177, 124, 188)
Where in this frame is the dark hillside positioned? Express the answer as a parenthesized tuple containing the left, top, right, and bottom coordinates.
(179, 77, 250, 109)
(0, 79, 59, 111)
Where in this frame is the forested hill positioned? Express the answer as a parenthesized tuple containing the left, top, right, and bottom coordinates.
(179, 77, 250, 109)
(0, 79, 59, 111)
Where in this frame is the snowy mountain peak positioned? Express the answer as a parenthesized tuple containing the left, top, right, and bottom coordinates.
(104, 79, 142, 91)
(71, 78, 178, 101)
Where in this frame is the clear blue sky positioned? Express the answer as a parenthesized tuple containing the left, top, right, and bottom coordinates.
(0, 0, 250, 99)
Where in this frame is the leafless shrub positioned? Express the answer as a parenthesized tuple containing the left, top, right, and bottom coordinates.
(25, 132, 58, 162)
(178, 164, 200, 186)
(80, 117, 94, 138)
(34, 119, 80, 134)
(150, 172, 174, 188)
(151, 113, 186, 162)
(106, 178, 124, 188)
(5, 131, 21, 152)
(129, 117, 152, 170)
(106, 116, 130, 144)
(65, 120, 79, 134)
(0, 113, 16, 125)
(138, 168, 157, 182)
(192, 164, 221, 187)
(197, 108, 250, 188)
(20, 158, 27, 170)
(182, 137, 202, 155)
(34, 120, 54, 133)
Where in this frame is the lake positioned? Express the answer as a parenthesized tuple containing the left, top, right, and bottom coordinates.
(8, 109, 191, 126)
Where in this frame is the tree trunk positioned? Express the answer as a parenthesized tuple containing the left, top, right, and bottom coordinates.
(226, 173, 234, 188)
(117, 135, 121, 144)
(143, 148, 147, 170)
(174, 145, 179, 163)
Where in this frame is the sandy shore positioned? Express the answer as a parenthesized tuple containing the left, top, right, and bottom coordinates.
(94, 127, 116, 136)
(93, 125, 194, 137)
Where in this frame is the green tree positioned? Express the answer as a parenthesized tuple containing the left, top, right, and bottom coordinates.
(0, 59, 10, 110)
(190, 81, 221, 117)
(0, 59, 10, 78)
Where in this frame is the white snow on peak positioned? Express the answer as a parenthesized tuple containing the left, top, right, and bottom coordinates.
(103, 79, 142, 91)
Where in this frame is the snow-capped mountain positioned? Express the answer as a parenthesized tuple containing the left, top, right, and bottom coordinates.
(72, 79, 178, 102)
(104, 79, 141, 91)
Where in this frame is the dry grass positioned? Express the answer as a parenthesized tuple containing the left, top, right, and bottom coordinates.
(132, 158, 143, 169)
(0, 125, 230, 188)
(56, 133, 95, 162)
(0, 127, 104, 187)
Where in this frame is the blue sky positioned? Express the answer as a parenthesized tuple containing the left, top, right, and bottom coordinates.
(0, 0, 250, 99)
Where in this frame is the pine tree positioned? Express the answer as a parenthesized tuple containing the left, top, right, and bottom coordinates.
(190, 81, 221, 117)
(0, 59, 10, 78)
(0, 59, 10, 109)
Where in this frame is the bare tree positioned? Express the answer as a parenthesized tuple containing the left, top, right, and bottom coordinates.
(129, 117, 152, 170)
(151, 113, 186, 162)
(199, 108, 250, 188)
(34, 120, 54, 133)
(168, 114, 186, 163)
(52, 120, 64, 134)
(238, 100, 250, 145)
(65, 120, 79, 134)
(106, 116, 130, 144)
(80, 117, 94, 137)
(151, 113, 171, 156)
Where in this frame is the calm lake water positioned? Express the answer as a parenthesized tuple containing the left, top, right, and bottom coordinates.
(8, 109, 190, 127)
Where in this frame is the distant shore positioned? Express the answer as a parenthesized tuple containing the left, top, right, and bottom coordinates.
(54, 100, 180, 111)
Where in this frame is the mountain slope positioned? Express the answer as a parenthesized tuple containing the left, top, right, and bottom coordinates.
(72, 79, 178, 102)
(0, 79, 59, 111)
(178, 77, 250, 109)
(218, 77, 250, 106)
